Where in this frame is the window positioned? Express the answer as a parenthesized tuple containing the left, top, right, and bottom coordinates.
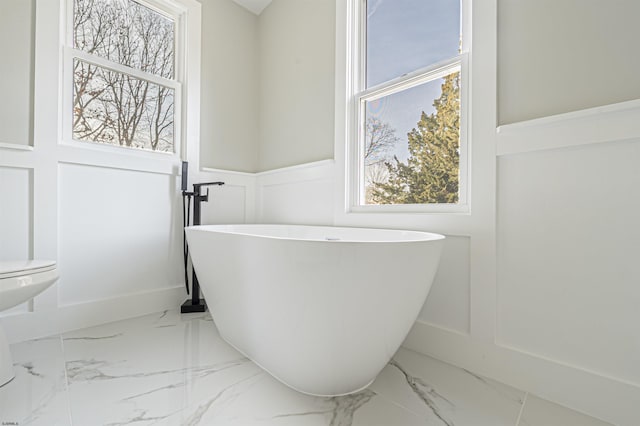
(352, 0, 468, 209)
(66, 0, 183, 153)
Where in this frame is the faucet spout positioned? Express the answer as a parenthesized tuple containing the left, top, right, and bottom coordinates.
(193, 181, 225, 200)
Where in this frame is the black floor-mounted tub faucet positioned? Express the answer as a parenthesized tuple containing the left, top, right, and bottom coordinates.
(180, 161, 224, 313)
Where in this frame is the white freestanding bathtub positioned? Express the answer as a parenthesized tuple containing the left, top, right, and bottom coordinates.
(185, 224, 445, 396)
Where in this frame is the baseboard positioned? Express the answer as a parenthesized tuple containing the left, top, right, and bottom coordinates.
(0, 286, 186, 344)
(403, 320, 638, 426)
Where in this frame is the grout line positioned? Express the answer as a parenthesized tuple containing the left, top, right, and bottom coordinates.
(515, 392, 528, 426)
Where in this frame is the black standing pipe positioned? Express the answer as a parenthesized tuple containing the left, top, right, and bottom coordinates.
(181, 162, 190, 295)
(181, 178, 224, 314)
(190, 190, 203, 308)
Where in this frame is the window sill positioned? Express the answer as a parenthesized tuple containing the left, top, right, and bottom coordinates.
(57, 140, 179, 175)
(349, 203, 470, 215)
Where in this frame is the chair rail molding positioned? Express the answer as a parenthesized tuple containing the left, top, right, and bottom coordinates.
(497, 98, 640, 156)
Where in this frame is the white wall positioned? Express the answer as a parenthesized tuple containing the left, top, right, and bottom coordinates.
(0, 168, 31, 261)
(257, 0, 335, 171)
(199, 0, 259, 172)
(495, 4, 640, 414)
(57, 164, 183, 304)
(488, 100, 640, 426)
(0, 167, 32, 316)
(0, 0, 251, 344)
(256, 160, 335, 225)
(198, 0, 335, 173)
(497, 0, 640, 125)
(497, 138, 640, 386)
(420, 236, 470, 334)
(0, 0, 34, 146)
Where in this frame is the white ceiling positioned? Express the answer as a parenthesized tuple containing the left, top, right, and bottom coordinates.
(232, 0, 272, 15)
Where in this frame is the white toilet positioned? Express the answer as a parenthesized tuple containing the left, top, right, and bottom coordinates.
(0, 260, 58, 386)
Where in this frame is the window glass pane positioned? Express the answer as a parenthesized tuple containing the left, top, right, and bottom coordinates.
(73, 59, 175, 153)
(366, 0, 460, 88)
(74, 0, 175, 79)
(363, 71, 460, 204)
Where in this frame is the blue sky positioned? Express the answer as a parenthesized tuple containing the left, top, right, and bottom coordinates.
(366, 0, 460, 161)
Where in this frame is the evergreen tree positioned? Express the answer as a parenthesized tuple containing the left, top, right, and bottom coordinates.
(369, 72, 460, 204)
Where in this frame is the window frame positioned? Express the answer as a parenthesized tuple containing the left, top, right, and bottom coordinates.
(61, 0, 187, 159)
(348, 0, 471, 213)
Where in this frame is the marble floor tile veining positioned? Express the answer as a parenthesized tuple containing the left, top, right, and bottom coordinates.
(370, 348, 526, 426)
(0, 310, 612, 426)
(0, 337, 71, 426)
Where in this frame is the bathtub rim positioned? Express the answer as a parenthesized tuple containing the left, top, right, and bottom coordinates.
(185, 224, 445, 244)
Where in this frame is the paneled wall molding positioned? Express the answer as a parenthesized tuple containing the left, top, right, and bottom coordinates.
(257, 159, 334, 184)
(404, 320, 638, 426)
(0, 150, 37, 170)
(1, 286, 185, 344)
(495, 340, 640, 390)
(0, 167, 32, 275)
(0, 0, 225, 347)
(57, 145, 178, 176)
(255, 159, 336, 225)
(497, 98, 640, 156)
(0, 143, 33, 151)
(195, 168, 256, 224)
(201, 167, 256, 177)
(203, 159, 335, 180)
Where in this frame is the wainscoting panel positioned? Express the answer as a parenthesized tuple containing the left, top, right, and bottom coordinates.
(418, 235, 471, 334)
(394, 100, 640, 425)
(0, 166, 32, 260)
(0, 166, 32, 316)
(58, 163, 182, 305)
(200, 184, 247, 224)
(0, 0, 201, 344)
(256, 160, 335, 225)
(497, 137, 640, 386)
(259, 180, 334, 225)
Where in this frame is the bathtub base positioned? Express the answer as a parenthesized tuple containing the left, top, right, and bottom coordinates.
(219, 330, 376, 397)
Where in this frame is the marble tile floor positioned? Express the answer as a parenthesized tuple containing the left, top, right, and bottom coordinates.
(0, 310, 612, 426)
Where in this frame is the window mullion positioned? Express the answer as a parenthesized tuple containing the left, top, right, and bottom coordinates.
(68, 48, 179, 90)
(358, 56, 462, 102)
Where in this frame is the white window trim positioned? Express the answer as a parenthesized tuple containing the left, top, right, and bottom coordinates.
(60, 0, 190, 164)
(346, 0, 471, 214)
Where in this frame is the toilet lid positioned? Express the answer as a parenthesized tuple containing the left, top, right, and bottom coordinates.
(0, 260, 57, 279)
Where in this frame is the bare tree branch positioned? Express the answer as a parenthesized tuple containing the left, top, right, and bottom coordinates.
(364, 117, 399, 166)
